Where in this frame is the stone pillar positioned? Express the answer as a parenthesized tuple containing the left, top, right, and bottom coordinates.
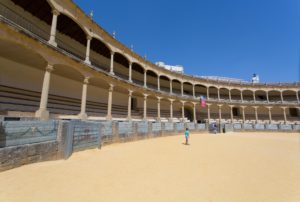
(48, 9, 60, 47)
(170, 80, 173, 94)
(267, 107, 272, 124)
(84, 36, 92, 64)
(241, 91, 244, 102)
(78, 77, 89, 120)
(169, 99, 174, 121)
(229, 105, 234, 123)
(193, 85, 195, 98)
(218, 104, 222, 124)
(106, 84, 114, 120)
(241, 106, 246, 123)
(129, 62, 132, 82)
(229, 90, 232, 102)
(266, 91, 270, 103)
(207, 104, 211, 123)
(110, 52, 115, 75)
(217, 88, 220, 101)
(207, 87, 210, 100)
(157, 76, 160, 91)
(282, 107, 287, 124)
(193, 102, 197, 123)
(181, 82, 184, 96)
(157, 97, 161, 120)
(253, 91, 256, 103)
(280, 91, 284, 103)
(144, 70, 147, 88)
(35, 64, 54, 120)
(143, 94, 148, 120)
(296, 91, 299, 103)
(253, 106, 258, 123)
(181, 101, 185, 120)
(127, 90, 133, 120)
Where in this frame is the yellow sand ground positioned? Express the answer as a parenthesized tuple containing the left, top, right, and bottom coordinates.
(1, 132, 300, 202)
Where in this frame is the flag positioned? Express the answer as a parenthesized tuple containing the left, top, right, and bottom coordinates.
(200, 96, 206, 108)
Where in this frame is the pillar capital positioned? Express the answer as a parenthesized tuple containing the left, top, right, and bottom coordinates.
(266, 106, 273, 110)
(156, 96, 162, 101)
(217, 104, 223, 108)
(86, 35, 92, 41)
(240, 106, 246, 109)
(52, 9, 60, 16)
(229, 105, 235, 108)
(143, 94, 148, 99)
(83, 77, 90, 84)
(169, 99, 175, 103)
(46, 64, 54, 72)
(192, 102, 197, 106)
(253, 106, 259, 109)
(128, 90, 133, 96)
(181, 101, 186, 105)
(110, 51, 115, 56)
(108, 84, 114, 92)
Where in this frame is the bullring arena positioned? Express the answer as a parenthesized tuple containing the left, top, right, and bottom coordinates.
(0, 0, 300, 201)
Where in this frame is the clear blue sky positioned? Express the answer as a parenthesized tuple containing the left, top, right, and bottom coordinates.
(74, 0, 299, 82)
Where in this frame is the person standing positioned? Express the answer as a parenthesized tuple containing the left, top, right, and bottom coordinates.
(185, 128, 190, 145)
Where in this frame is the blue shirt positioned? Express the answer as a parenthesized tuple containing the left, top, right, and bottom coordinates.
(185, 130, 189, 137)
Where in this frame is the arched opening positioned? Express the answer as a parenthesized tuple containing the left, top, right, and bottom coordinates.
(220, 88, 229, 100)
(195, 84, 207, 98)
(159, 76, 170, 93)
(8, 0, 52, 40)
(90, 38, 111, 72)
(184, 105, 193, 122)
(0, 39, 48, 115)
(268, 90, 281, 102)
(282, 90, 297, 102)
(146, 95, 158, 119)
(172, 80, 181, 95)
(56, 14, 87, 60)
(208, 86, 218, 100)
(230, 89, 241, 101)
(183, 82, 193, 96)
(113, 53, 129, 80)
(108, 86, 130, 118)
(131, 63, 144, 86)
(242, 90, 254, 102)
(255, 90, 267, 102)
(146, 70, 158, 90)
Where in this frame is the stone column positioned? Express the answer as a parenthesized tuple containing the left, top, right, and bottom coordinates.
(48, 9, 60, 47)
(110, 52, 115, 75)
(280, 91, 284, 103)
(169, 99, 174, 121)
(241, 91, 244, 103)
(84, 36, 92, 64)
(229, 90, 232, 102)
(229, 105, 234, 123)
(217, 88, 220, 101)
(106, 84, 114, 120)
(207, 104, 211, 123)
(144, 70, 147, 88)
(157, 97, 161, 121)
(170, 80, 173, 94)
(241, 106, 246, 123)
(78, 77, 89, 120)
(181, 101, 185, 120)
(127, 90, 133, 120)
(181, 82, 184, 96)
(143, 94, 148, 120)
(193, 85, 195, 98)
(253, 91, 256, 103)
(266, 91, 270, 103)
(282, 107, 287, 124)
(129, 62, 132, 82)
(253, 106, 258, 123)
(218, 104, 222, 123)
(267, 107, 272, 124)
(35, 64, 54, 120)
(157, 76, 160, 91)
(296, 91, 299, 103)
(193, 102, 197, 123)
(207, 87, 210, 100)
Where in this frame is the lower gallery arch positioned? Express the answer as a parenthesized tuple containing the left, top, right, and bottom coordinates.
(196, 103, 207, 123)
(184, 103, 193, 122)
(271, 106, 285, 122)
(0, 39, 48, 116)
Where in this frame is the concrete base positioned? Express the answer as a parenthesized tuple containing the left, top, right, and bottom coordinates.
(35, 109, 49, 121)
(78, 113, 88, 120)
(84, 59, 91, 65)
(48, 40, 57, 47)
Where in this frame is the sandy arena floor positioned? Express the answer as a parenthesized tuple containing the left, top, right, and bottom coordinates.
(0, 132, 300, 202)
